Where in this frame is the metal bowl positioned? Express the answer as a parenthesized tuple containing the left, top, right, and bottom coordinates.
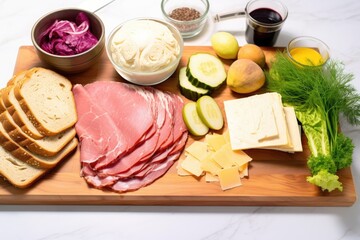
(31, 8, 105, 74)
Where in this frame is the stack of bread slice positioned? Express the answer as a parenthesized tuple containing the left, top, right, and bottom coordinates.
(0, 67, 78, 188)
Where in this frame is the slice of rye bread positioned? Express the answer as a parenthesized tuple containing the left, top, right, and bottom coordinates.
(0, 110, 76, 156)
(1, 86, 44, 139)
(13, 67, 77, 136)
(0, 145, 48, 188)
(0, 121, 78, 169)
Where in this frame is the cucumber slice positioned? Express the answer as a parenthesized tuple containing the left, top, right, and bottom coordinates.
(187, 53, 226, 90)
(179, 67, 210, 101)
(182, 102, 209, 136)
(196, 95, 224, 130)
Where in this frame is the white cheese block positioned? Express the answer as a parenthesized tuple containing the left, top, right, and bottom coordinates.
(262, 106, 303, 152)
(283, 107, 303, 152)
(224, 92, 289, 150)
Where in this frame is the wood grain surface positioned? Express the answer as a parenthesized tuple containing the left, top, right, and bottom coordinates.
(0, 46, 356, 206)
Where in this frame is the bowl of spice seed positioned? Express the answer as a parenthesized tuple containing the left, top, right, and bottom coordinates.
(161, 0, 209, 38)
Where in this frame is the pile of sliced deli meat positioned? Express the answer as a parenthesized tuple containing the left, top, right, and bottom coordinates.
(72, 81, 188, 192)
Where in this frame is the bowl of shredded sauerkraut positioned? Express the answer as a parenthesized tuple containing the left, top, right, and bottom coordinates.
(31, 8, 105, 74)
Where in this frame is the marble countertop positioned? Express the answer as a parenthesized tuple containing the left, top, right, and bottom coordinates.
(0, 0, 359, 239)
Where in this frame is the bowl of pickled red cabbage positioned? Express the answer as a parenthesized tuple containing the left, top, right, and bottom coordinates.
(31, 8, 105, 74)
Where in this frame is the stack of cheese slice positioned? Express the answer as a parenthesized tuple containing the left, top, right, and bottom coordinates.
(224, 92, 303, 152)
(0, 67, 78, 188)
(177, 131, 252, 191)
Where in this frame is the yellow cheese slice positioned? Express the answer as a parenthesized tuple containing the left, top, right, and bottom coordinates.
(200, 154, 222, 176)
(224, 92, 289, 150)
(213, 143, 252, 169)
(205, 133, 226, 151)
(239, 162, 248, 172)
(232, 153, 252, 169)
(176, 158, 193, 176)
(218, 166, 242, 190)
(180, 155, 203, 177)
(205, 172, 219, 182)
(223, 130, 231, 143)
(177, 131, 253, 191)
(185, 141, 211, 161)
(239, 163, 249, 178)
(212, 146, 236, 169)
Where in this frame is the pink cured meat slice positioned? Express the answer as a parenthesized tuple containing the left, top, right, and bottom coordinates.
(157, 93, 175, 150)
(73, 84, 129, 165)
(99, 130, 160, 175)
(114, 109, 188, 179)
(133, 132, 188, 178)
(75, 81, 189, 192)
(170, 94, 188, 143)
(81, 163, 118, 188)
(111, 142, 174, 179)
(84, 81, 157, 169)
(111, 151, 182, 193)
(128, 85, 159, 143)
(150, 89, 172, 151)
(83, 135, 185, 190)
(97, 88, 168, 175)
(103, 89, 183, 178)
(84, 81, 156, 148)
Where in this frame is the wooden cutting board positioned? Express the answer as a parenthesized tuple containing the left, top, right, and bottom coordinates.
(0, 46, 356, 206)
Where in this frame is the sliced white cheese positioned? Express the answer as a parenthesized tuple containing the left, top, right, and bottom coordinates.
(262, 106, 303, 152)
(283, 107, 303, 152)
(224, 92, 289, 150)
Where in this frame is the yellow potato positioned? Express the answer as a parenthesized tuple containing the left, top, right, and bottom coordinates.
(237, 44, 266, 68)
(211, 32, 239, 60)
(227, 59, 265, 94)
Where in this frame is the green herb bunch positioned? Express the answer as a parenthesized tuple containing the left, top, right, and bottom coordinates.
(266, 53, 360, 192)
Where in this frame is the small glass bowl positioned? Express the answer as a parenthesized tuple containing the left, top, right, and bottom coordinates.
(286, 36, 330, 67)
(161, 0, 209, 38)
